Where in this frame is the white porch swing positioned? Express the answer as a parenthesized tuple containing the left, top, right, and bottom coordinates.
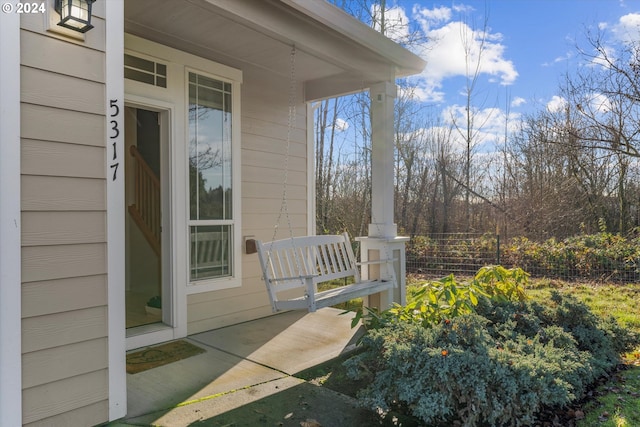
(255, 46, 397, 313)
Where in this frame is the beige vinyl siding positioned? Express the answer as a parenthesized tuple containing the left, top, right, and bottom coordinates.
(21, 211, 106, 246)
(22, 370, 108, 425)
(22, 338, 108, 389)
(21, 275, 107, 318)
(24, 402, 108, 427)
(22, 139, 106, 179)
(19, 29, 105, 81)
(22, 306, 107, 354)
(21, 104, 105, 145)
(187, 66, 309, 333)
(20, 7, 108, 424)
(22, 243, 107, 283)
(21, 176, 106, 211)
(21, 66, 105, 115)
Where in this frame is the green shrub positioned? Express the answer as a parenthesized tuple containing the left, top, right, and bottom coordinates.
(407, 231, 640, 281)
(501, 231, 640, 281)
(345, 315, 596, 427)
(345, 268, 637, 426)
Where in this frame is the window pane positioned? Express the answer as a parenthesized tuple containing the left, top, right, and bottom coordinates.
(188, 73, 232, 221)
(124, 54, 167, 88)
(125, 67, 155, 85)
(125, 54, 154, 72)
(198, 74, 223, 90)
(190, 225, 231, 281)
(155, 63, 167, 77)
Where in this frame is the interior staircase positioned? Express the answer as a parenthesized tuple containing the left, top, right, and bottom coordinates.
(128, 145, 161, 257)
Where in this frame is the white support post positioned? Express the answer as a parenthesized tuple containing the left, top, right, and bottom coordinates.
(368, 81, 397, 238)
(0, 10, 22, 427)
(106, 0, 127, 420)
(357, 81, 408, 308)
(357, 236, 409, 307)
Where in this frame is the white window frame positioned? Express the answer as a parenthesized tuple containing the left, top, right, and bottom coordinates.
(185, 67, 242, 293)
(124, 35, 243, 304)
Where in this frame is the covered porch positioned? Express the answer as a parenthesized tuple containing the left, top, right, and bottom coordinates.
(123, 0, 426, 312)
(117, 0, 425, 422)
(114, 308, 366, 425)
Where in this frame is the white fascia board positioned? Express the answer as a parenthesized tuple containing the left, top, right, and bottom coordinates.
(0, 10, 22, 427)
(280, 0, 426, 77)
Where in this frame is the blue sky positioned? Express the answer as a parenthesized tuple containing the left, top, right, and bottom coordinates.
(364, 0, 640, 151)
(387, 1, 640, 106)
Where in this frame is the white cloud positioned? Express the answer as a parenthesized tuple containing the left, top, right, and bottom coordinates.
(411, 80, 446, 103)
(583, 92, 612, 114)
(584, 13, 640, 71)
(612, 13, 640, 44)
(408, 6, 517, 103)
(589, 45, 616, 68)
(412, 5, 451, 31)
(442, 105, 521, 150)
(542, 51, 574, 67)
(511, 97, 526, 108)
(547, 95, 567, 113)
(333, 118, 349, 132)
(452, 4, 475, 14)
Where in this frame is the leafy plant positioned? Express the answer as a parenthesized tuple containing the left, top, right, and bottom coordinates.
(352, 266, 529, 330)
(473, 265, 529, 302)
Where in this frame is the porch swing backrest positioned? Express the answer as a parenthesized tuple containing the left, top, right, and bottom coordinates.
(256, 232, 396, 312)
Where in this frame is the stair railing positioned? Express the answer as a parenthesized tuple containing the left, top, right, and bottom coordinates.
(129, 145, 161, 256)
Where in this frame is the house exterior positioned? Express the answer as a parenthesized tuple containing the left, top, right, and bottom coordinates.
(0, 0, 425, 425)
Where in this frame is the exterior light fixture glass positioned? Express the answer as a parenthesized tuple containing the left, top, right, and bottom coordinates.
(55, 0, 95, 33)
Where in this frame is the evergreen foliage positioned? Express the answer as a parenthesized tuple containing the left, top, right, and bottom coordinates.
(345, 268, 638, 426)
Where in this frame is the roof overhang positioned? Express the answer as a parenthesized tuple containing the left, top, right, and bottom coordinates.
(124, 0, 426, 101)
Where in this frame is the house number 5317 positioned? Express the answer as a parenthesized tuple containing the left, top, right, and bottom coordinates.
(109, 99, 120, 181)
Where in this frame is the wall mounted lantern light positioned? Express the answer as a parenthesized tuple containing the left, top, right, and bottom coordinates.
(55, 0, 95, 33)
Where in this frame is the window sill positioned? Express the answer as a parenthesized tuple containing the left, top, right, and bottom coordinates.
(186, 277, 241, 294)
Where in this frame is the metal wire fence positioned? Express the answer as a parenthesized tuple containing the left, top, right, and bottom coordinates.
(406, 232, 640, 283)
(406, 233, 499, 279)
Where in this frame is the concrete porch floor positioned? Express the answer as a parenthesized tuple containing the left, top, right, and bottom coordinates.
(110, 308, 367, 426)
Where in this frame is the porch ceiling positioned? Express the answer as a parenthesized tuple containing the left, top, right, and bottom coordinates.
(124, 0, 425, 101)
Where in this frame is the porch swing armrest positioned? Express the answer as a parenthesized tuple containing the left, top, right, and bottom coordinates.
(356, 258, 398, 266)
(268, 274, 318, 283)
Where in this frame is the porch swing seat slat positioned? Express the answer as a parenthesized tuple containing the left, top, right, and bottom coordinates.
(256, 233, 396, 313)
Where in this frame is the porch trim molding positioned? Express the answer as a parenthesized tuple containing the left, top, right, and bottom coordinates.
(106, 0, 127, 420)
(307, 102, 319, 235)
(0, 10, 22, 427)
(281, 0, 425, 77)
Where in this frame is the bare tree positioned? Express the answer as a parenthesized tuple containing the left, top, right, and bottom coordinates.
(315, 98, 342, 234)
(316, 0, 430, 239)
(448, 9, 496, 232)
(518, 31, 640, 234)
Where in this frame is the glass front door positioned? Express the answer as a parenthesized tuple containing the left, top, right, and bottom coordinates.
(124, 106, 165, 329)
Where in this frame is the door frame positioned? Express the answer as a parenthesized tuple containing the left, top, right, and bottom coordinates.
(0, 9, 22, 426)
(121, 34, 243, 351)
(124, 95, 186, 351)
